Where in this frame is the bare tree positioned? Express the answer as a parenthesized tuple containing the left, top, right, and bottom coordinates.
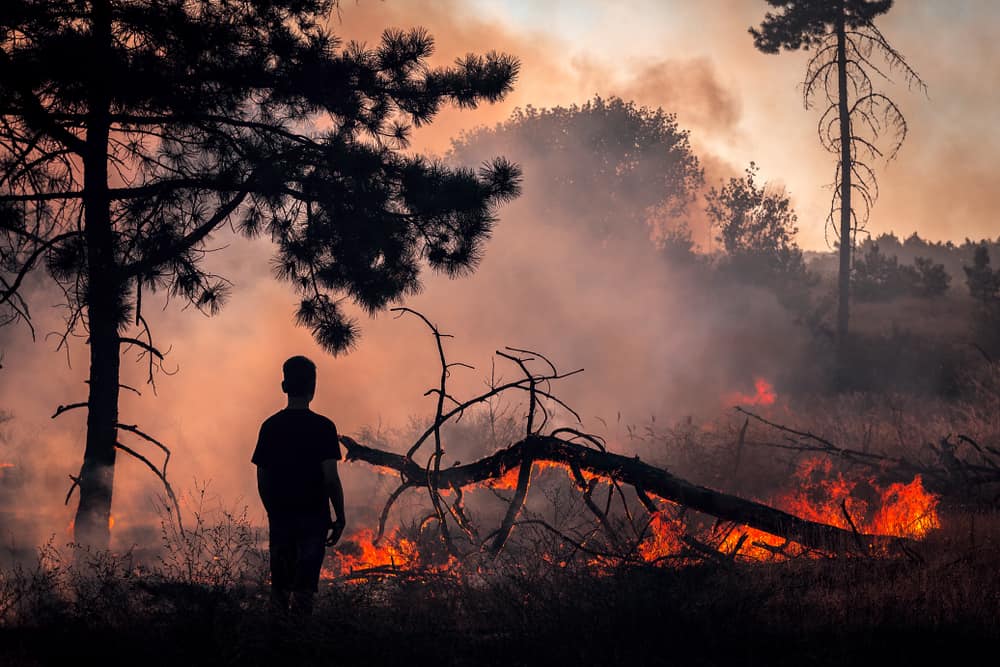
(750, 0, 925, 370)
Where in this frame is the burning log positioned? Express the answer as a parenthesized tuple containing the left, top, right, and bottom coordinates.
(334, 309, 926, 571)
(340, 433, 911, 556)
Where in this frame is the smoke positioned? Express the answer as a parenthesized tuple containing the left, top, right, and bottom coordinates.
(10, 0, 976, 551)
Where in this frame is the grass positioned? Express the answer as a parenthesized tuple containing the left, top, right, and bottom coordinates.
(4, 379, 1000, 667)
(1, 506, 998, 667)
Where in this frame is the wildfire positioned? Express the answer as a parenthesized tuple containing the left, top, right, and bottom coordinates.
(0, 462, 14, 469)
(320, 453, 939, 580)
(637, 510, 686, 563)
(322, 527, 459, 580)
(488, 459, 598, 491)
(725, 377, 777, 407)
(716, 458, 939, 560)
(779, 458, 939, 540)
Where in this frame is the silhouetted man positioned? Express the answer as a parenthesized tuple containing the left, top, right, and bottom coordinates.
(252, 355, 346, 615)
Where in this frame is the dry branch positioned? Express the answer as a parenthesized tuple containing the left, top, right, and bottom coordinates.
(737, 407, 1000, 498)
(341, 433, 908, 556)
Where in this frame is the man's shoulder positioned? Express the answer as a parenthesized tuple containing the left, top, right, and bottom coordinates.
(260, 410, 287, 429)
(309, 411, 338, 432)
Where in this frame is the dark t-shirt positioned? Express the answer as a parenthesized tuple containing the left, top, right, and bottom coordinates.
(251, 408, 341, 518)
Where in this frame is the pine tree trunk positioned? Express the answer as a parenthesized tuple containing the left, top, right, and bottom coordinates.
(835, 10, 853, 377)
(73, 0, 119, 549)
(74, 298, 120, 548)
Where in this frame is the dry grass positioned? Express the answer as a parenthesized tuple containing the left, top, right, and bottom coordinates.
(3, 388, 1000, 666)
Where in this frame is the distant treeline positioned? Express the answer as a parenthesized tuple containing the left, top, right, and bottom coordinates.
(807, 232, 1000, 297)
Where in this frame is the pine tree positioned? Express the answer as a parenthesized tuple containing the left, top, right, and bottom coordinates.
(0, 0, 521, 547)
(750, 0, 924, 369)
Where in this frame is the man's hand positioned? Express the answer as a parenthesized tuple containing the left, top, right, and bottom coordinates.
(326, 517, 346, 547)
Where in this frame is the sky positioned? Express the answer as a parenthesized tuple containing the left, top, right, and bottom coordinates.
(2, 0, 998, 545)
(333, 0, 1000, 249)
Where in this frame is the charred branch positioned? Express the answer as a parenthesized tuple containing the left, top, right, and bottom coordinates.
(341, 433, 909, 556)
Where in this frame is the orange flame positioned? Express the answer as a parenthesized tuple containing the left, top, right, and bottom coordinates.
(327, 457, 939, 575)
(322, 528, 459, 580)
(725, 377, 777, 406)
(637, 510, 686, 562)
(487, 460, 598, 491)
(714, 458, 940, 561)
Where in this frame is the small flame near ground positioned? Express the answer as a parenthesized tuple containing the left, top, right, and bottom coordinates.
(322, 528, 459, 579)
(725, 378, 777, 407)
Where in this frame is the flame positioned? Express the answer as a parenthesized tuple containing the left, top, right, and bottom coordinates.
(633, 457, 940, 563)
(637, 510, 686, 562)
(725, 377, 777, 406)
(0, 462, 14, 469)
(326, 456, 939, 576)
(109, 514, 115, 531)
(777, 458, 939, 539)
(488, 460, 598, 491)
(712, 458, 940, 561)
(322, 528, 459, 580)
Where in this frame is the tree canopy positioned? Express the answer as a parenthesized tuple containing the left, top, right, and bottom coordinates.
(449, 96, 703, 243)
(705, 163, 809, 290)
(751, 0, 893, 53)
(0, 0, 522, 352)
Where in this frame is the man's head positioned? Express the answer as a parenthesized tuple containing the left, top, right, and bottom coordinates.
(281, 355, 317, 399)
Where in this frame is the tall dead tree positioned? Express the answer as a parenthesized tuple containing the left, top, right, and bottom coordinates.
(750, 0, 925, 374)
(0, 0, 520, 548)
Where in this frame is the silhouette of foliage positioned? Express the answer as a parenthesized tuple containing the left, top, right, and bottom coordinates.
(705, 163, 811, 292)
(964, 246, 999, 305)
(852, 243, 949, 301)
(963, 245, 1000, 357)
(450, 96, 704, 243)
(911, 257, 950, 298)
(0, 0, 520, 546)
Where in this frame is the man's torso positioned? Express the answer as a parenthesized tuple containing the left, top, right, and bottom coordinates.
(252, 409, 341, 519)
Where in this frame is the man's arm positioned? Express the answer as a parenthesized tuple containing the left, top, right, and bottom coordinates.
(321, 459, 346, 546)
(256, 466, 276, 515)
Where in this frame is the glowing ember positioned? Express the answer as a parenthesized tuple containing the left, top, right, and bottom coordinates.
(725, 378, 777, 406)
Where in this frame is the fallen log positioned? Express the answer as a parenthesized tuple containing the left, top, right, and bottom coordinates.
(341, 433, 911, 556)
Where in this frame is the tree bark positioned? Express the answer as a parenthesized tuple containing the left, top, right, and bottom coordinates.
(73, 0, 119, 548)
(835, 8, 853, 377)
(341, 434, 909, 556)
